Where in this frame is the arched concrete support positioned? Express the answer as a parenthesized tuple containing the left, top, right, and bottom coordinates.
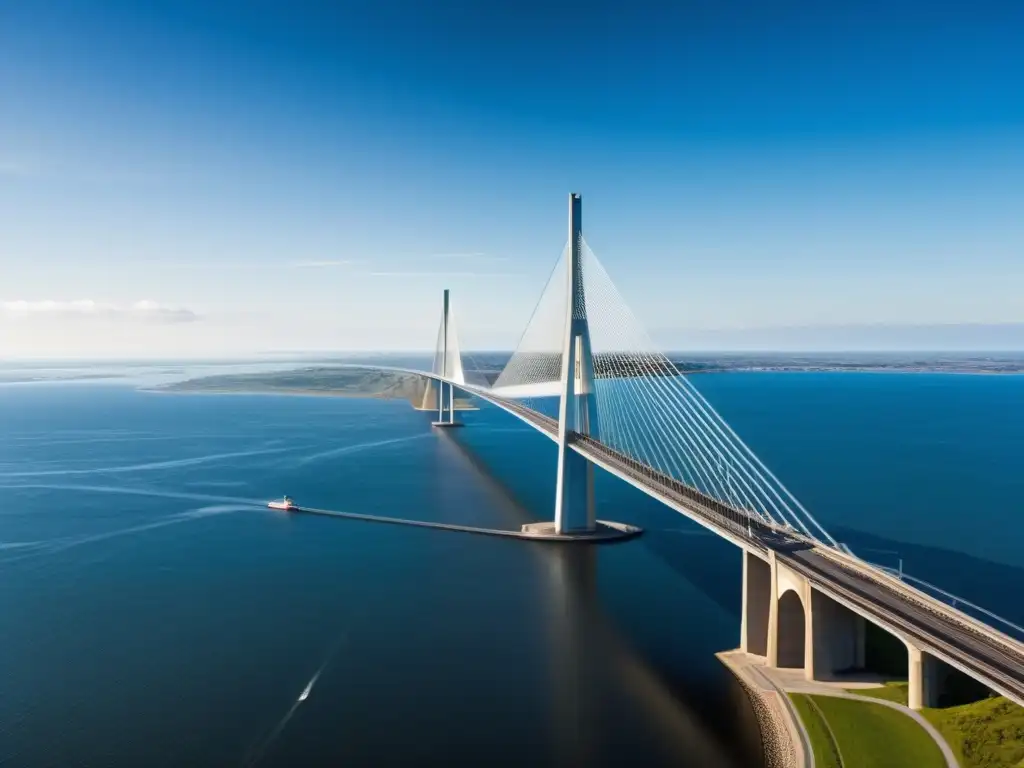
(777, 591, 807, 669)
(810, 588, 867, 680)
(742, 551, 880, 684)
(741, 549, 772, 656)
(776, 559, 813, 674)
(907, 642, 941, 710)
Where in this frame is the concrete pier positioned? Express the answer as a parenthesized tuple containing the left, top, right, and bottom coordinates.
(284, 505, 642, 543)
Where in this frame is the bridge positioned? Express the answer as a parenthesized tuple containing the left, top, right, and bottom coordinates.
(364, 193, 1024, 712)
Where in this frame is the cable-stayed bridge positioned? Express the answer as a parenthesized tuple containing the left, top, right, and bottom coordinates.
(363, 194, 1024, 711)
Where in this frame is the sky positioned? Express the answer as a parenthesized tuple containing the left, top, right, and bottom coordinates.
(2, 0, 1023, 357)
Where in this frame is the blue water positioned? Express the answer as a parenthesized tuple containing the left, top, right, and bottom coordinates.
(1, 372, 1022, 767)
(696, 373, 1024, 613)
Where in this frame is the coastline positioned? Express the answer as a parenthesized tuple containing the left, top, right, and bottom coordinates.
(142, 386, 403, 399)
(142, 387, 478, 411)
(717, 650, 810, 768)
(681, 367, 1024, 376)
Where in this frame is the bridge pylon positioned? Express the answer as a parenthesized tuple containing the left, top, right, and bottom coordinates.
(553, 193, 599, 533)
(432, 288, 465, 428)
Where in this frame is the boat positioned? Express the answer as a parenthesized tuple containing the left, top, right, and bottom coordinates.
(298, 672, 319, 702)
(268, 496, 295, 511)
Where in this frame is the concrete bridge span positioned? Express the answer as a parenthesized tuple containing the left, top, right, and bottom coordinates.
(335, 194, 1024, 713)
(354, 359, 1024, 711)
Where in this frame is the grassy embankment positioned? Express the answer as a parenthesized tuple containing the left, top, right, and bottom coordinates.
(853, 683, 1024, 767)
(790, 694, 842, 768)
(790, 692, 948, 767)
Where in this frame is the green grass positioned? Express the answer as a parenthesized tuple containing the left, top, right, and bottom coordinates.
(847, 682, 910, 705)
(790, 694, 842, 768)
(848, 683, 1024, 767)
(923, 697, 1024, 768)
(814, 695, 947, 767)
(791, 693, 947, 768)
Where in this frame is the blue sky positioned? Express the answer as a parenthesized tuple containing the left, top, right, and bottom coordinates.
(2, 0, 1023, 356)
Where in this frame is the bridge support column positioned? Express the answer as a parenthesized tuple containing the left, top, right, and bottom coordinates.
(766, 551, 780, 667)
(432, 288, 462, 428)
(802, 580, 816, 680)
(765, 563, 871, 682)
(772, 558, 813, 672)
(553, 193, 599, 534)
(741, 549, 773, 656)
(810, 590, 867, 680)
(908, 644, 940, 710)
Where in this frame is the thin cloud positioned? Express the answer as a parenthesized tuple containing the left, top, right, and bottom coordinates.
(366, 270, 514, 278)
(429, 252, 508, 262)
(0, 156, 40, 178)
(291, 260, 360, 269)
(287, 255, 504, 271)
(0, 155, 162, 185)
(1, 300, 200, 324)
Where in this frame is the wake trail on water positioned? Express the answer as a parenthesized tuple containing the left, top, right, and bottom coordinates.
(0, 446, 296, 479)
(293, 433, 432, 467)
(4, 433, 244, 448)
(243, 630, 350, 767)
(0, 482, 264, 509)
(291, 424, 536, 468)
(5, 428, 152, 441)
(0, 540, 52, 552)
(0, 504, 254, 566)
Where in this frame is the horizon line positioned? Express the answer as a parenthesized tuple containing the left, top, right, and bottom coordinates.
(4, 348, 1024, 364)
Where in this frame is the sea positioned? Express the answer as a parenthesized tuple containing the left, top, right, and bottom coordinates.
(1, 365, 1023, 767)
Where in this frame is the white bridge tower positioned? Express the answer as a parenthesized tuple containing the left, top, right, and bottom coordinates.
(554, 193, 599, 533)
(432, 288, 465, 428)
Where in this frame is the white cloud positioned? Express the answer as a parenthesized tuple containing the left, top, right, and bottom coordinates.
(1, 300, 200, 323)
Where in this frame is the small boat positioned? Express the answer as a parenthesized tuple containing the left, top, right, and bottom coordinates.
(268, 496, 295, 511)
(298, 672, 319, 702)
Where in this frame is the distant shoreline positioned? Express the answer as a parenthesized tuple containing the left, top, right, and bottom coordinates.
(142, 387, 398, 399)
(148, 364, 1024, 402)
(679, 367, 1023, 376)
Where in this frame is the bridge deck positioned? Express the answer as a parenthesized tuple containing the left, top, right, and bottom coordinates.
(467, 384, 1024, 704)
(784, 549, 1024, 703)
(367, 367, 1024, 705)
(573, 432, 1024, 704)
(576, 432, 1024, 704)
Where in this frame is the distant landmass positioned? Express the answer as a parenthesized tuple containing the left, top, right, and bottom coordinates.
(159, 366, 427, 399)
(0, 372, 127, 384)
(667, 352, 1024, 375)
(157, 366, 478, 411)
(157, 352, 1024, 401)
(652, 322, 1024, 353)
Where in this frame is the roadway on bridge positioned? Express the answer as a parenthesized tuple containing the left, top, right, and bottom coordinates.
(783, 548, 1024, 704)
(576, 431, 1024, 705)
(573, 427, 1024, 705)
(469, 382, 1024, 704)
(372, 367, 1024, 706)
